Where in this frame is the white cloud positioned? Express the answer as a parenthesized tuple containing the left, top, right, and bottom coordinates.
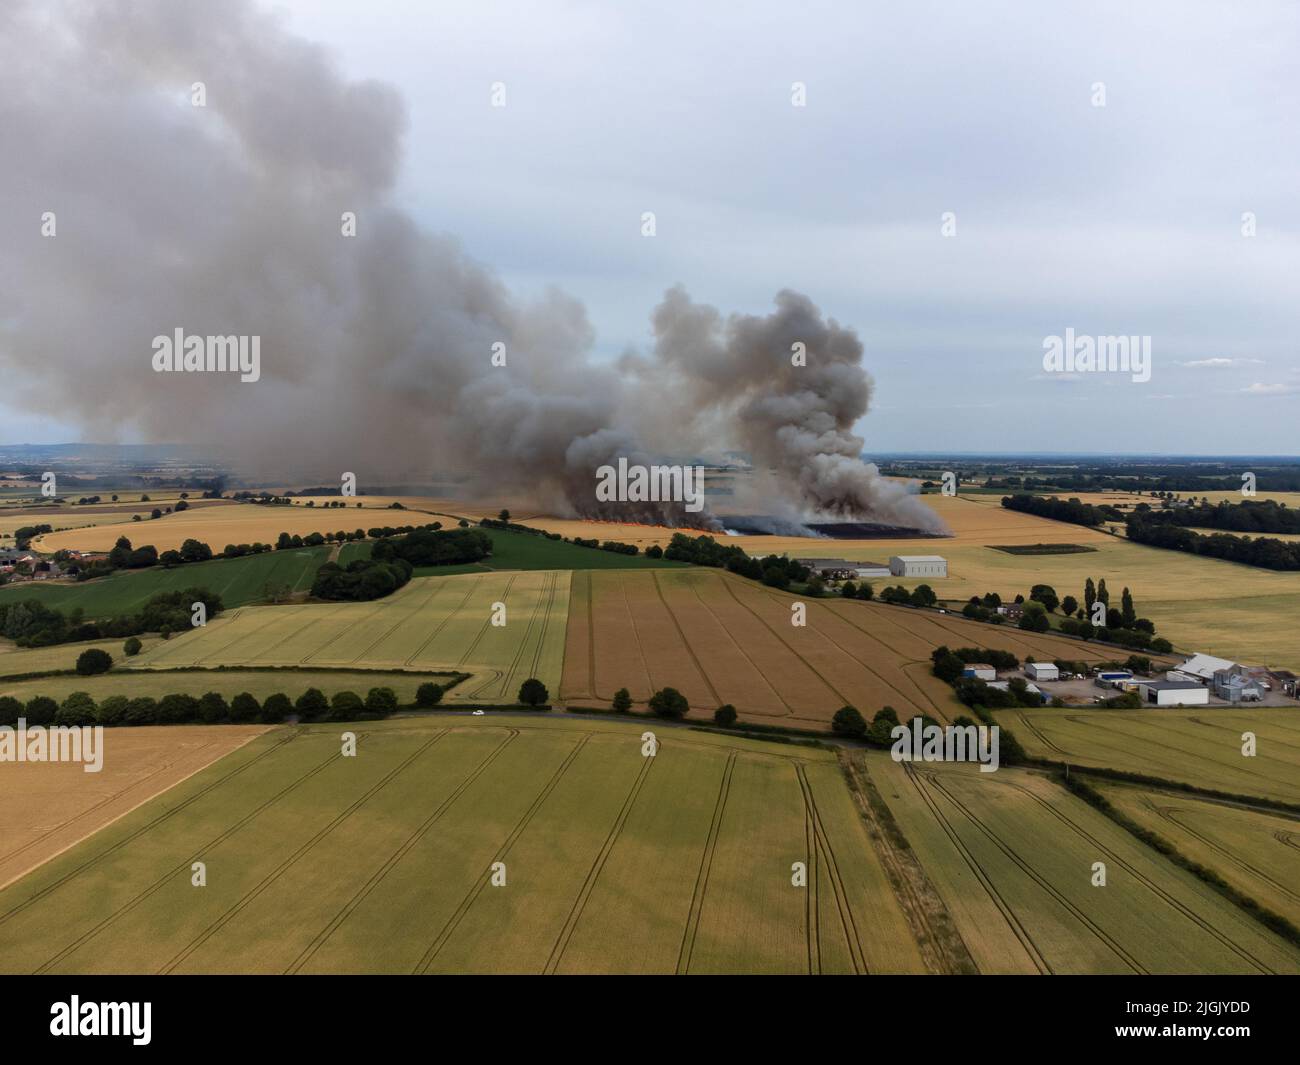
(1242, 382, 1300, 395)
(1180, 357, 1264, 368)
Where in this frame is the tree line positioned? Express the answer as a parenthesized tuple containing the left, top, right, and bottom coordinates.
(1127, 513, 1300, 571)
(1001, 493, 1124, 527)
(0, 587, 223, 648)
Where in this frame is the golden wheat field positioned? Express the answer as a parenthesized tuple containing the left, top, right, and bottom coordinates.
(867, 754, 1300, 974)
(0, 725, 266, 892)
(1094, 781, 1300, 928)
(0, 718, 925, 975)
(995, 706, 1300, 802)
(127, 571, 570, 704)
(561, 568, 1122, 728)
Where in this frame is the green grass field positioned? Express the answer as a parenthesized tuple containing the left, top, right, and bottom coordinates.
(129, 572, 571, 704)
(995, 707, 1300, 802)
(0, 716, 925, 975)
(868, 754, 1300, 974)
(1094, 782, 1300, 928)
(0, 668, 454, 705)
(0, 547, 331, 616)
(337, 527, 687, 576)
(384, 527, 687, 576)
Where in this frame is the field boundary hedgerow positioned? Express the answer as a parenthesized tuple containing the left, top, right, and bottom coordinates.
(1058, 772, 1300, 951)
(995, 774, 1277, 973)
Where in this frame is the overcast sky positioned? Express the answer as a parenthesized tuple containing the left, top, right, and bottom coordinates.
(7, 0, 1298, 455)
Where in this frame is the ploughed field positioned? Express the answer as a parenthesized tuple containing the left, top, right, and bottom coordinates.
(868, 754, 1300, 974)
(0, 717, 924, 975)
(562, 569, 1120, 728)
(128, 572, 570, 705)
(996, 707, 1300, 803)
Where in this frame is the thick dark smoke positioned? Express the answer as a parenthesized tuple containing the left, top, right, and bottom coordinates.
(0, 0, 942, 534)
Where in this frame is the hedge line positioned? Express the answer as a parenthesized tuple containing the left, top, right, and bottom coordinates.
(1059, 772, 1300, 949)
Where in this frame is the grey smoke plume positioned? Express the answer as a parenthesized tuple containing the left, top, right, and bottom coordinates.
(0, 0, 940, 534)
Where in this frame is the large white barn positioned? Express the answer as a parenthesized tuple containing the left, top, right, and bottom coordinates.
(889, 555, 948, 578)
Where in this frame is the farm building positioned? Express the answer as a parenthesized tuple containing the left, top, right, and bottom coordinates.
(1025, 662, 1059, 681)
(1094, 670, 1133, 689)
(963, 664, 997, 681)
(795, 558, 891, 580)
(997, 603, 1024, 620)
(989, 679, 1046, 703)
(889, 555, 948, 578)
(1137, 680, 1209, 706)
(1175, 653, 1237, 684)
(1273, 670, 1299, 698)
(1212, 667, 1266, 703)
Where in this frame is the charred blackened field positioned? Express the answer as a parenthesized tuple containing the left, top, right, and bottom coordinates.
(723, 518, 949, 539)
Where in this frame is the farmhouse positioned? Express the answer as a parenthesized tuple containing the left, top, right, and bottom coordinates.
(889, 555, 948, 578)
(963, 664, 997, 681)
(1137, 680, 1209, 706)
(1025, 662, 1059, 681)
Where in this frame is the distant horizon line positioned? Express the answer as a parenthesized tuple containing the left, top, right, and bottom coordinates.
(1, 441, 1298, 463)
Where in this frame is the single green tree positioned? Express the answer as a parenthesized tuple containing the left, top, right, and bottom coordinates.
(831, 705, 867, 738)
(648, 687, 689, 719)
(518, 678, 549, 706)
(57, 691, 97, 727)
(198, 692, 229, 723)
(24, 696, 59, 726)
(294, 687, 329, 719)
(329, 690, 364, 720)
(229, 692, 261, 723)
(75, 648, 113, 676)
(1121, 586, 1137, 628)
(365, 687, 399, 715)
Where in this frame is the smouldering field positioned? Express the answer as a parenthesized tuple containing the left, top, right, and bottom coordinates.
(561, 568, 1121, 728)
(1095, 782, 1300, 928)
(0, 717, 924, 975)
(868, 754, 1300, 974)
(0, 725, 266, 892)
(128, 572, 570, 704)
(996, 707, 1300, 802)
